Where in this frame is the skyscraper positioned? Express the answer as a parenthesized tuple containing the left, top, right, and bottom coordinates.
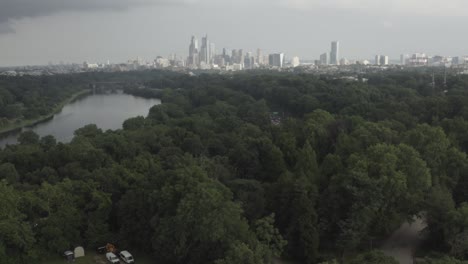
(330, 41, 339, 65)
(232, 49, 239, 63)
(239, 49, 244, 66)
(188, 36, 199, 67)
(200, 35, 210, 65)
(209, 43, 216, 64)
(257, 49, 264, 65)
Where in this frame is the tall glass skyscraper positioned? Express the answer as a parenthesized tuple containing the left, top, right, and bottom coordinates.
(188, 36, 199, 66)
(330, 41, 339, 65)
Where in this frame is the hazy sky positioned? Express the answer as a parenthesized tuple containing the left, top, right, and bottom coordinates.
(0, 0, 467, 66)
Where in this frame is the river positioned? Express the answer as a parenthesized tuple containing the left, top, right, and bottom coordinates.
(0, 91, 161, 147)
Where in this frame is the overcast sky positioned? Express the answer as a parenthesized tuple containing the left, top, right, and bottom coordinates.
(0, 0, 467, 66)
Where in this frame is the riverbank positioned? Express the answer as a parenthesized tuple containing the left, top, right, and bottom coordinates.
(0, 89, 92, 135)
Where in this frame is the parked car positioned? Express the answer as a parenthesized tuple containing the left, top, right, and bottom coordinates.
(97, 246, 106, 254)
(119, 250, 134, 264)
(106, 252, 120, 264)
(63, 251, 74, 262)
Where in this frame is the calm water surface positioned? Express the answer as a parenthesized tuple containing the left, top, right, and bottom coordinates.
(0, 92, 161, 147)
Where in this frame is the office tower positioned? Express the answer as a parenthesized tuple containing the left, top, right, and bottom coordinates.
(239, 49, 244, 65)
(243, 52, 256, 69)
(291, 56, 300, 67)
(222, 48, 231, 65)
(210, 43, 216, 64)
(320, 53, 328, 65)
(232, 49, 239, 64)
(188, 36, 199, 67)
(257, 49, 264, 65)
(269, 53, 284, 68)
(200, 35, 210, 65)
(375, 55, 381, 65)
(214, 55, 225, 67)
(380, 56, 389, 65)
(330, 41, 339, 65)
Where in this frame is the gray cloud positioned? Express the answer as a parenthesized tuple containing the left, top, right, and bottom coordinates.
(277, 0, 468, 16)
(0, 23, 15, 34)
(1, 0, 467, 26)
(0, 0, 185, 24)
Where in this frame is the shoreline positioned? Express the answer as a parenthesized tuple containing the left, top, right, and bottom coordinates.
(0, 89, 92, 135)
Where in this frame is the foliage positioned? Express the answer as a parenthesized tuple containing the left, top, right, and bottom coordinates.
(1, 70, 468, 263)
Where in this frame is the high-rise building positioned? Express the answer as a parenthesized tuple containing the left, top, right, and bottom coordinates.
(209, 43, 216, 64)
(239, 49, 245, 66)
(222, 48, 231, 65)
(320, 53, 328, 65)
(188, 36, 199, 67)
(244, 52, 256, 69)
(375, 55, 389, 65)
(200, 35, 210, 65)
(380, 56, 389, 65)
(375, 55, 381, 65)
(269, 53, 284, 68)
(257, 49, 264, 65)
(330, 41, 339, 65)
(231, 49, 239, 64)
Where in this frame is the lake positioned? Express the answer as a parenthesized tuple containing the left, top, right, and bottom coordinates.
(0, 91, 161, 147)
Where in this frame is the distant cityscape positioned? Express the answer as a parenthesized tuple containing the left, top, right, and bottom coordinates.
(2, 35, 468, 76)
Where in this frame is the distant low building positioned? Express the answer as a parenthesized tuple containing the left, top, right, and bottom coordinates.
(291, 56, 300, 67)
(320, 53, 328, 65)
(83, 62, 99, 69)
(407, 53, 428, 66)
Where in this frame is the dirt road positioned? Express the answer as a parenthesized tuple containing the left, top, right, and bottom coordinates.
(381, 217, 426, 264)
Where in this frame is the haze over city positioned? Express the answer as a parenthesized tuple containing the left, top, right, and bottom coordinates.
(1, 0, 468, 66)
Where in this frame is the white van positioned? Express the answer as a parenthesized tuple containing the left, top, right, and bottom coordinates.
(119, 251, 134, 264)
(106, 252, 120, 264)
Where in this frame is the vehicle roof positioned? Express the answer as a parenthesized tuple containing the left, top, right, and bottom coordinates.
(120, 251, 132, 257)
(106, 252, 117, 257)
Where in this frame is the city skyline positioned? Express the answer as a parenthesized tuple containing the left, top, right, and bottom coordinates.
(1, 32, 466, 69)
(1, 0, 468, 66)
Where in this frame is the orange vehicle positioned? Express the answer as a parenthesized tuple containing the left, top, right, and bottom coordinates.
(106, 243, 117, 253)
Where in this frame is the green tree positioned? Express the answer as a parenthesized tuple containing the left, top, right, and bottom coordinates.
(0, 163, 19, 184)
(0, 182, 36, 262)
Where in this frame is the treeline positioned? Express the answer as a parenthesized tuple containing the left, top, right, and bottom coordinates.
(0, 75, 88, 126)
(0, 70, 178, 128)
(2, 70, 468, 264)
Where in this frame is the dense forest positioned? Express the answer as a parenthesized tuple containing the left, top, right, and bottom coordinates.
(2, 70, 468, 264)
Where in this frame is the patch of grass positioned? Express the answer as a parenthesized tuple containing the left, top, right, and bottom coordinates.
(41, 252, 102, 264)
